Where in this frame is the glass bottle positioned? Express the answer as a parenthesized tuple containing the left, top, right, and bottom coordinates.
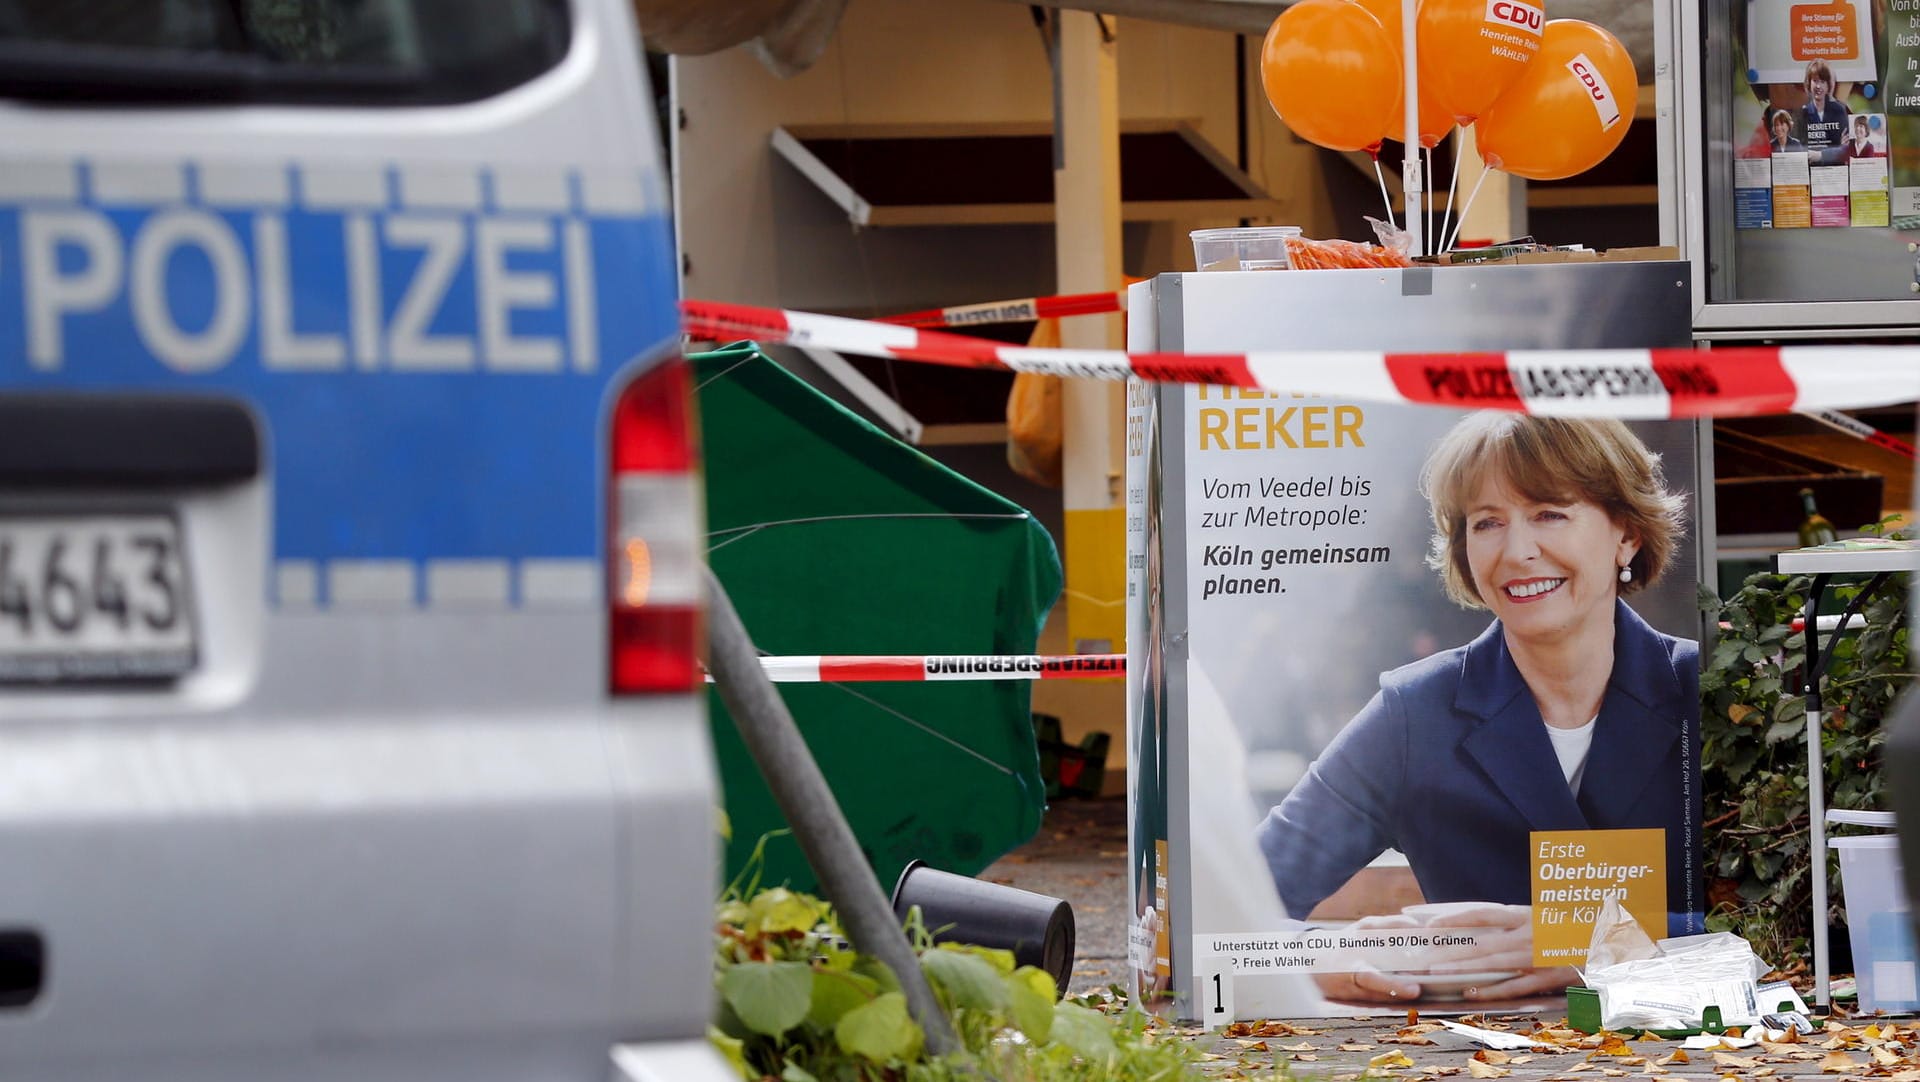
(1798, 487, 1839, 548)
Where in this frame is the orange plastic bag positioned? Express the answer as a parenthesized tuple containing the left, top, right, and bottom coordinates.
(1285, 236, 1414, 270)
(1007, 317, 1063, 488)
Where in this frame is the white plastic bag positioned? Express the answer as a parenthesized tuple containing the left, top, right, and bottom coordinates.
(1585, 896, 1659, 972)
(1583, 899, 1774, 1030)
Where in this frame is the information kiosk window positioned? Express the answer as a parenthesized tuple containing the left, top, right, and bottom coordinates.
(1698, 0, 1920, 317)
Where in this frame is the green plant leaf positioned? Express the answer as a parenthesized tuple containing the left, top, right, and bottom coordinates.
(816, 939, 857, 971)
(1766, 719, 1804, 745)
(1048, 1001, 1118, 1064)
(749, 888, 825, 935)
(707, 1025, 751, 1079)
(1723, 743, 1763, 784)
(969, 945, 1018, 976)
(922, 947, 1010, 1013)
(835, 991, 924, 1063)
(780, 1061, 819, 1082)
(1710, 640, 1745, 670)
(720, 961, 815, 1037)
(808, 967, 879, 1029)
(712, 996, 752, 1041)
(1007, 965, 1057, 1041)
(852, 955, 902, 995)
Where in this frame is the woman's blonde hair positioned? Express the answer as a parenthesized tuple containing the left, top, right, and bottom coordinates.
(1419, 414, 1687, 609)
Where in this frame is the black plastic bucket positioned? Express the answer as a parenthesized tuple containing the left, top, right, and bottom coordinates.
(890, 860, 1075, 996)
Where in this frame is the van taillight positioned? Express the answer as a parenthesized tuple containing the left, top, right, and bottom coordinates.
(609, 358, 702, 694)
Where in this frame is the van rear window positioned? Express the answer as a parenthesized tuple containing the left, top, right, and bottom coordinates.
(0, 0, 568, 105)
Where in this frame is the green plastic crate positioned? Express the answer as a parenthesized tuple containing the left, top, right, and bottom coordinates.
(1567, 987, 1803, 1037)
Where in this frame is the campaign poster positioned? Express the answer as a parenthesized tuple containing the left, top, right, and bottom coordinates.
(1731, 0, 1902, 226)
(1170, 391, 1704, 1020)
(1125, 375, 1174, 1008)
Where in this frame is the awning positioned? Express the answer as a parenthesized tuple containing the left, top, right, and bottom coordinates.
(771, 119, 1282, 228)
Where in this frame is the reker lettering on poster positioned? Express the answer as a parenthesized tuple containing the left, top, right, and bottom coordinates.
(1196, 403, 1365, 450)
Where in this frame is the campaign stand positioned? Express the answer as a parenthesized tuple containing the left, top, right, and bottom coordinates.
(1125, 261, 1707, 1022)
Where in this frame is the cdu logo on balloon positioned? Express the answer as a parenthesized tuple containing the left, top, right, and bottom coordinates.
(1484, 0, 1544, 33)
(1566, 54, 1623, 128)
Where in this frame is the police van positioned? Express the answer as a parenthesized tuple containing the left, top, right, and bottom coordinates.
(0, 2, 723, 1079)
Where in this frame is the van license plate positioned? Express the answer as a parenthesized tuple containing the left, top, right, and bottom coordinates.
(0, 516, 196, 683)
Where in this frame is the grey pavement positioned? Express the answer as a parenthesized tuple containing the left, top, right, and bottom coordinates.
(1179, 1014, 1912, 1080)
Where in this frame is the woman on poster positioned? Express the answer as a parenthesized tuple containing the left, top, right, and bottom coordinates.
(1254, 414, 1700, 1004)
(1769, 109, 1805, 153)
(1845, 114, 1884, 159)
(1799, 60, 1849, 156)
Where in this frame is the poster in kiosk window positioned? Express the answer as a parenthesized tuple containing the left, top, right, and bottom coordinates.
(1729, 0, 1904, 225)
(1128, 377, 1704, 1021)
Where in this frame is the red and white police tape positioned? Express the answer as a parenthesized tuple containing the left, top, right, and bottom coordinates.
(878, 291, 1125, 329)
(682, 299, 1920, 420)
(1800, 408, 1919, 460)
(741, 654, 1125, 682)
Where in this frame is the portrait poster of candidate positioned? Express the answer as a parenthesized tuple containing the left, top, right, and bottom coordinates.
(1142, 384, 1704, 1021)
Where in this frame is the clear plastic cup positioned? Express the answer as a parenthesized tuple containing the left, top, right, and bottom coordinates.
(1190, 226, 1302, 271)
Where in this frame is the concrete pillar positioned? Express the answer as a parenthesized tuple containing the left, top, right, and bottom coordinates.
(1053, 11, 1126, 656)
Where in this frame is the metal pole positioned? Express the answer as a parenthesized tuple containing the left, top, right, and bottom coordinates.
(1805, 577, 1829, 1009)
(703, 567, 960, 1055)
(1400, 0, 1424, 254)
(1803, 569, 1886, 1010)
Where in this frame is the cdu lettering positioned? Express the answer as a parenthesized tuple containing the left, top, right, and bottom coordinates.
(1485, 0, 1545, 32)
(1565, 54, 1623, 127)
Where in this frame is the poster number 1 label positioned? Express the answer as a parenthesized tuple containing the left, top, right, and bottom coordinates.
(1195, 956, 1234, 1029)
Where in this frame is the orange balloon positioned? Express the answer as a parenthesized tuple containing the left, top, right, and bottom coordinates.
(1351, 0, 1455, 148)
(1260, 0, 1402, 153)
(1417, 0, 1544, 123)
(1476, 19, 1639, 181)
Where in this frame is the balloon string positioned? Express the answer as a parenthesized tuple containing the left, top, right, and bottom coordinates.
(1445, 165, 1492, 253)
(1437, 129, 1464, 254)
(1373, 157, 1397, 232)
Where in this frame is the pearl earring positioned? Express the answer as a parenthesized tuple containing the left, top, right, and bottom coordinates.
(1618, 565, 1632, 584)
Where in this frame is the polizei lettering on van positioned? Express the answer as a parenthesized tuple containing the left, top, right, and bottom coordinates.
(20, 207, 599, 374)
(1566, 54, 1623, 128)
(0, 161, 677, 569)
